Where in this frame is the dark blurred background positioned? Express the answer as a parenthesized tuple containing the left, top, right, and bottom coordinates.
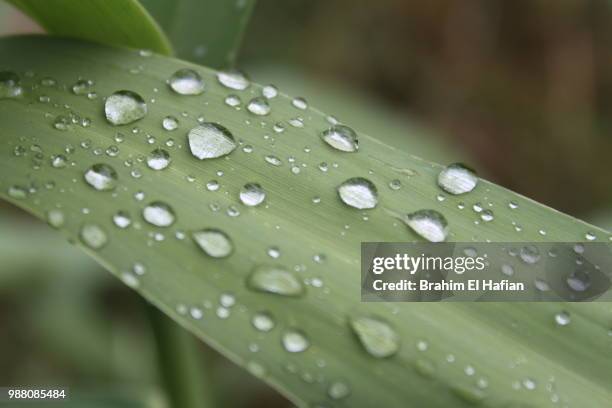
(1, 1, 611, 407)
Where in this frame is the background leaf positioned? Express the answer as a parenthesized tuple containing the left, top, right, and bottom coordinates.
(0, 36, 610, 407)
(140, 0, 256, 68)
(6, 0, 172, 55)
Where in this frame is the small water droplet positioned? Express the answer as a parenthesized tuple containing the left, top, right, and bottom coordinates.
(192, 228, 233, 258)
(519, 245, 540, 264)
(281, 329, 309, 353)
(79, 223, 108, 249)
(104, 90, 147, 125)
(262, 84, 278, 99)
(147, 148, 171, 170)
(480, 209, 494, 222)
(143, 201, 176, 227)
(188, 123, 236, 159)
(327, 381, 350, 400)
(389, 179, 402, 190)
(224, 94, 241, 107)
(321, 125, 359, 152)
(84, 164, 118, 191)
(113, 211, 132, 229)
(247, 97, 271, 116)
(252, 311, 275, 332)
(291, 96, 308, 110)
(337, 177, 378, 209)
(437, 163, 478, 195)
(168, 69, 205, 95)
(162, 115, 179, 131)
(247, 264, 305, 296)
(554, 311, 571, 326)
(51, 154, 68, 168)
(404, 210, 449, 242)
(46, 209, 65, 228)
(350, 315, 400, 358)
(0, 71, 23, 98)
(239, 183, 266, 206)
(72, 79, 94, 95)
(217, 70, 250, 90)
(566, 269, 591, 292)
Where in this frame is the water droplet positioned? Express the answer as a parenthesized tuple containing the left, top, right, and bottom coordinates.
(146, 148, 171, 170)
(480, 209, 494, 222)
(162, 115, 178, 131)
(328, 381, 350, 400)
(7, 185, 27, 199)
(566, 269, 591, 292)
(321, 125, 359, 152)
(252, 311, 275, 332)
(113, 211, 132, 229)
(281, 329, 309, 353)
(224, 94, 241, 107)
(72, 79, 94, 95)
(51, 154, 68, 168)
(522, 378, 537, 390)
(337, 177, 378, 209)
(404, 210, 449, 242)
(247, 264, 305, 296)
(192, 228, 233, 258)
(554, 311, 571, 326)
(104, 90, 147, 125)
(217, 70, 250, 90)
(239, 183, 266, 206)
(247, 97, 271, 116)
(350, 315, 400, 358)
(46, 209, 65, 228)
(168, 69, 205, 95)
(437, 163, 478, 195)
(53, 115, 70, 131)
(0, 71, 23, 98)
(262, 84, 278, 98)
(84, 163, 118, 191)
(389, 179, 402, 190)
(519, 245, 540, 264)
(143, 201, 176, 227)
(414, 358, 436, 378)
(291, 97, 308, 110)
(79, 223, 108, 249)
(585, 232, 596, 241)
(188, 123, 236, 159)
(264, 155, 282, 166)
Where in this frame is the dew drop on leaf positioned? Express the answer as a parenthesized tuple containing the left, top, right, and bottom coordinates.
(0, 70, 22, 98)
(162, 115, 179, 131)
(437, 163, 478, 195)
(146, 148, 171, 170)
(112, 211, 132, 229)
(46, 209, 65, 228)
(262, 84, 278, 99)
(404, 209, 449, 242)
(337, 177, 378, 209)
(216, 70, 250, 90)
(291, 96, 308, 110)
(247, 264, 305, 296)
(252, 311, 275, 332)
(79, 223, 108, 249)
(104, 90, 147, 125)
(350, 315, 400, 358)
(168, 69, 205, 95)
(224, 94, 241, 107)
(554, 311, 571, 326)
(142, 201, 176, 227)
(51, 154, 68, 168)
(84, 163, 118, 191)
(328, 381, 350, 400)
(239, 183, 266, 206)
(71, 79, 94, 95)
(247, 97, 271, 116)
(566, 269, 591, 292)
(321, 125, 359, 152)
(519, 245, 540, 264)
(188, 123, 236, 159)
(281, 329, 310, 353)
(192, 228, 233, 258)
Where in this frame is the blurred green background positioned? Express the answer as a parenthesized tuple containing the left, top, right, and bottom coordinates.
(0, 1, 610, 407)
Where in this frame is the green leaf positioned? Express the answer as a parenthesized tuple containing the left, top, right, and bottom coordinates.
(5, 0, 172, 55)
(140, 0, 256, 68)
(0, 36, 610, 407)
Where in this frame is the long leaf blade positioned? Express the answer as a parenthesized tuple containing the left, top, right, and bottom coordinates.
(0, 36, 610, 407)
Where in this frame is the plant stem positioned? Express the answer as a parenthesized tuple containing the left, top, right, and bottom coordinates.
(146, 305, 217, 408)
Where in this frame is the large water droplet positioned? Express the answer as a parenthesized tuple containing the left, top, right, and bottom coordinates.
(239, 183, 266, 206)
(350, 316, 400, 358)
(143, 201, 176, 227)
(337, 177, 378, 209)
(217, 70, 250, 90)
(188, 123, 236, 159)
(168, 69, 205, 95)
(321, 125, 359, 152)
(0, 71, 22, 98)
(192, 228, 233, 258)
(247, 97, 271, 116)
(84, 163, 118, 191)
(437, 163, 478, 195)
(104, 90, 147, 125)
(404, 209, 449, 242)
(79, 223, 108, 249)
(247, 264, 305, 296)
(281, 329, 309, 353)
(147, 148, 171, 170)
